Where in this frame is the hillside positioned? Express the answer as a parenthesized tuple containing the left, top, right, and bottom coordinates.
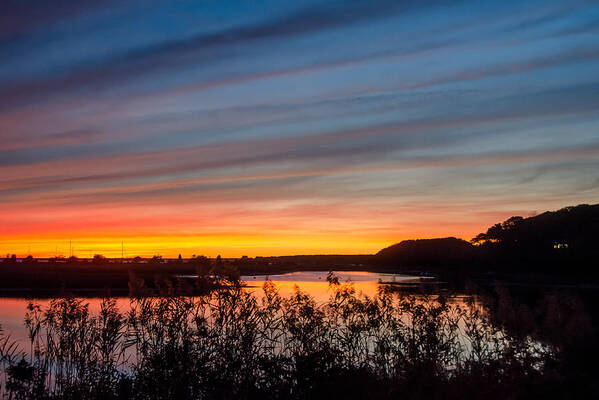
(473, 203, 599, 250)
(375, 203, 599, 276)
(376, 237, 476, 270)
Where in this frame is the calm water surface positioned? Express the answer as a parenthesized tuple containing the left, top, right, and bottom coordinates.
(0, 271, 420, 345)
(242, 270, 422, 299)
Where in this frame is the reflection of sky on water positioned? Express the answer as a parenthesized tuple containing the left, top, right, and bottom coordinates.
(0, 297, 134, 348)
(243, 270, 413, 282)
(243, 270, 419, 300)
(0, 271, 408, 344)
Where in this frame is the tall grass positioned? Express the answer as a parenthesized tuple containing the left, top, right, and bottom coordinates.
(0, 273, 595, 399)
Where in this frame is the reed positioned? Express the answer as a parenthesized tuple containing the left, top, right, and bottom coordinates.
(0, 273, 594, 399)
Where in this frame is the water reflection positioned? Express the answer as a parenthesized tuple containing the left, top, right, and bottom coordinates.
(0, 271, 424, 345)
(242, 270, 423, 300)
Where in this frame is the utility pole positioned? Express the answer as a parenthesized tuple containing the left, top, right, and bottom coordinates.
(121, 241, 124, 263)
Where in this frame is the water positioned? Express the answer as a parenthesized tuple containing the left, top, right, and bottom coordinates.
(241, 270, 425, 300)
(0, 269, 561, 400)
(0, 271, 420, 346)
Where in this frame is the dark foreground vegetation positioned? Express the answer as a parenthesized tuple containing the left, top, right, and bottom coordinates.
(0, 273, 597, 399)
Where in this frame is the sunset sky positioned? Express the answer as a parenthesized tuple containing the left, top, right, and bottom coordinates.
(1, 0, 599, 257)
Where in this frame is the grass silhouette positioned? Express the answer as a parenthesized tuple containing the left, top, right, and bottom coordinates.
(0, 272, 596, 399)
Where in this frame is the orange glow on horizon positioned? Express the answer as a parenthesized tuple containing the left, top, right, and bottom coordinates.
(0, 195, 496, 258)
(0, 230, 475, 258)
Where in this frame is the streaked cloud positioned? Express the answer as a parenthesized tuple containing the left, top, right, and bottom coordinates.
(1, 0, 598, 256)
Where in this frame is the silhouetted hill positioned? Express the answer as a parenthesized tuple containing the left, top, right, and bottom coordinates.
(473, 203, 599, 273)
(474, 203, 599, 250)
(376, 237, 476, 271)
(374, 204, 599, 280)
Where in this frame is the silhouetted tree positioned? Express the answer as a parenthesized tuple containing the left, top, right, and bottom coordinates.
(472, 216, 525, 245)
(93, 254, 107, 265)
(150, 255, 163, 264)
(191, 255, 210, 270)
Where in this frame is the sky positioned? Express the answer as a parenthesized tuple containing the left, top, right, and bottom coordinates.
(1, 0, 598, 257)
